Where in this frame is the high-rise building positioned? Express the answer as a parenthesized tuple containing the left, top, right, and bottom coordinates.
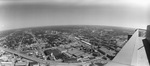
(105, 25, 150, 66)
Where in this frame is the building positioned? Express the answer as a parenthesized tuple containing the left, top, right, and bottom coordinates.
(28, 62, 38, 66)
(105, 25, 150, 66)
(15, 62, 28, 66)
(0, 62, 14, 66)
(67, 48, 84, 57)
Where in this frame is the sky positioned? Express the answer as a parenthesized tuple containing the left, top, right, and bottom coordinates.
(0, 0, 150, 31)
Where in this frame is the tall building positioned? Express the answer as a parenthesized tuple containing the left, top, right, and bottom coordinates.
(105, 25, 150, 66)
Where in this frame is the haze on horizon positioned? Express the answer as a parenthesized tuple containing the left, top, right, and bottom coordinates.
(0, 0, 149, 31)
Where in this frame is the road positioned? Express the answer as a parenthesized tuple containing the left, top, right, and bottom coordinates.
(0, 30, 58, 65)
(26, 31, 46, 58)
(0, 46, 57, 64)
(0, 30, 91, 66)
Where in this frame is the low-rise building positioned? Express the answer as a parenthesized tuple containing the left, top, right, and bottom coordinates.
(15, 62, 27, 66)
(67, 48, 84, 57)
(99, 47, 109, 55)
(0, 55, 9, 61)
(28, 62, 38, 66)
(0, 62, 14, 66)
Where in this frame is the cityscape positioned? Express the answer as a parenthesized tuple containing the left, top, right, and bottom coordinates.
(0, 25, 135, 66)
(0, 0, 149, 66)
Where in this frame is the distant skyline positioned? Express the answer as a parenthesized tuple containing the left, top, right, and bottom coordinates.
(0, 0, 149, 31)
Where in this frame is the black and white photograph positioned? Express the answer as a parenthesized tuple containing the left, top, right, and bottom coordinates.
(0, 0, 150, 66)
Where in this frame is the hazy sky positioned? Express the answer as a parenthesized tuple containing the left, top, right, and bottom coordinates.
(0, 0, 149, 31)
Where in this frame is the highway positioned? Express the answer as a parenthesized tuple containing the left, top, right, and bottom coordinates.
(0, 46, 57, 64)
(0, 46, 92, 66)
(0, 30, 92, 66)
(0, 30, 59, 65)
